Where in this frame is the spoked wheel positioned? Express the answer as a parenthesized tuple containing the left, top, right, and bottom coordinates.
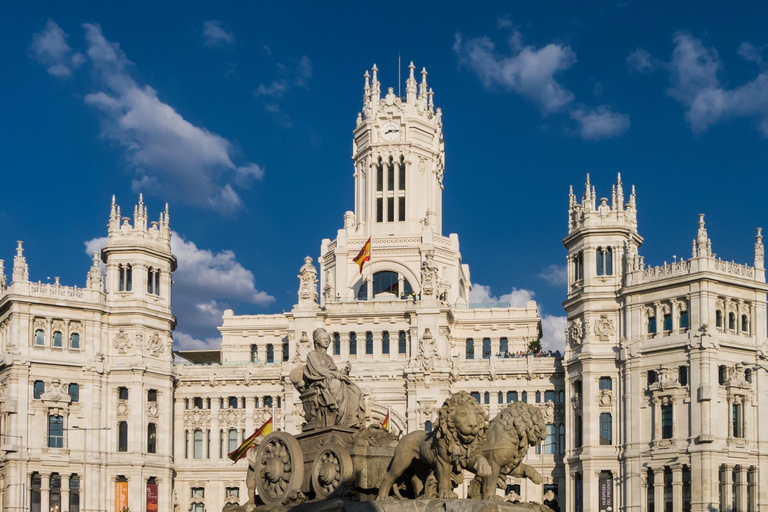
(254, 432, 304, 505)
(311, 444, 354, 499)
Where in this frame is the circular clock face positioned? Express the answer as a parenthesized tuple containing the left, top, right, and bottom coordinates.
(381, 122, 400, 141)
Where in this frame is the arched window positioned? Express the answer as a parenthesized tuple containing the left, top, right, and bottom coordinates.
(482, 338, 491, 359)
(521, 391, 528, 403)
(647, 316, 656, 335)
(729, 312, 736, 330)
(70, 332, 80, 349)
(119, 264, 133, 292)
(465, 338, 474, 359)
(382, 331, 390, 354)
(358, 271, 413, 300)
(679, 311, 689, 330)
(333, 332, 341, 355)
(365, 332, 373, 354)
(498, 391, 504, 404)
(663, 314, 672, 332)
(31, 473, 42, 512)
(376, 157, 383, 222)
(35, 329, 45, 346)
(483, 392, 490, 405)
(664, 467, 673, 512)
(742, 314, 749, 333)
(558, 390, 565, 403)
(596, 247, 604, 276)
(53, 331, 62, 347)
(147, 423, 157, 453)
(398, 331, 407, 354)
(266, 344, 274, 364)
(508, 391, 518, 403)
(119, 421, 129, 452)
(376, 157, 383, 191)
(349, 332, 357, 355)
(599, 413, 612, 445)
(646, 468, 655, 512)
(34, 380, 44, 399)
(545, 390, 555, 402)
(716, 310, 723, 328)
(69, 475, 80, 512)
(535, 391, 542, 403)
(425, 420, 432, 432)
(605, 247, 613, 275)
(470, 391, 481, 403)
(398, 155, 406, 222)
(68, 383, 79, 402)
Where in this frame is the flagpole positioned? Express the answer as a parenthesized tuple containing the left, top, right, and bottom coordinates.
(388, 406, 391, 432)
(273, 402, 277, 431)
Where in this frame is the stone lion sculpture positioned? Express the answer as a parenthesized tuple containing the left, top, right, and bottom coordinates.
(376, 391, 492, 500)
(467, 401, 547, 501)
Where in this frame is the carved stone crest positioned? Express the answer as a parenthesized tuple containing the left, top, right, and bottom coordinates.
(599, 389, 612, 407)
(113, 330, 131, 353)
(145, 331, 163, 356)
(594, 315, 615, 341)
(415, 328, 441, 371)
(568, 319, 584, 346)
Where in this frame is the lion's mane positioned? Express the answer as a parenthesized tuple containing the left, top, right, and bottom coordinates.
(436, 390, 489, 467)
(492, 401, 546, 447)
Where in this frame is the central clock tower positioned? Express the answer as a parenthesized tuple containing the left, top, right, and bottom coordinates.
(317, 63, 470, 306)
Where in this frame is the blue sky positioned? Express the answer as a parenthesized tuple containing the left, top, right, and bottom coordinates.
(3, 1, 768, 350)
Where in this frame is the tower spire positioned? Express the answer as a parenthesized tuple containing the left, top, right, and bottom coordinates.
(755, 227, 764, 270)
(406, 61, 417, 104)
(12, 241, 28, 283)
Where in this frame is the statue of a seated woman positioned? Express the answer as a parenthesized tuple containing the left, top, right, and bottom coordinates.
(290, 328, 365, 429)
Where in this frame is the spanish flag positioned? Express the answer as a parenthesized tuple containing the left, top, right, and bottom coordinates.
(353, 237, 371, 274)
(381, 409, 390, 431)
(228, 417, 273, 462)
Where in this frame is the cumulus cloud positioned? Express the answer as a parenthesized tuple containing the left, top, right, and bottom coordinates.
(570, 105, 630, 140)
(469, 283, 535, 307)
(627, 48, 656, 73)
(537, 264, 567, 286)
(174, 331, 222, 351)
(455, 28, 630, 139)
(647, 32, 768, 136)
(254, 55, 312, 126)
(29, 20, 84, 77)
(540, 314, 566, 351)
(54, 23, 265, 214)
(202, 20, 234, 48)
(454, 32, 576, 113)
(85, 231, 274, 345)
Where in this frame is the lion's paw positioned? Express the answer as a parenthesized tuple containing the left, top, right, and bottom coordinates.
(438, 491, 458, 500)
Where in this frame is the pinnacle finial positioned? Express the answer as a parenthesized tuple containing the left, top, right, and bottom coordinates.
(138, 193, 144, 205)
(409, 61, 415, 78)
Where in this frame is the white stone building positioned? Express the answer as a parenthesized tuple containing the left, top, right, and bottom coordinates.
(1, 62, 767, 512)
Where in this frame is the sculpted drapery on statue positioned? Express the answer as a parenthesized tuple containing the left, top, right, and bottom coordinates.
(290, 328, 365, 429)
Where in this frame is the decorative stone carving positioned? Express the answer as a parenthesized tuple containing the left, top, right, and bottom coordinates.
(415, 328, 442, 371)
(599, 389, 612, 407)
(568, 319, 584, 346)
(293, 331, 311, 363)
(594, 315, 615, 341)
(183, 409, 210, 429)
(147, 402, 159, 418)
(145, 331, 163, 356)
(420, 252, 440, 296)
(113, 329, 131, 353)
(298, 256, 318, 304)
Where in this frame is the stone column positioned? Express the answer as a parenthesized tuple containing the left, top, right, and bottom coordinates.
(41, 472, 51, 512)
(670, 299, 679, 332)
(722, 465, 733, 512)
(653, 302, 662, 336)
(737, 466, 748, 512)
(653, 467, 664, 512)
(672, 465, 683, 512)
(748, 466, 758, 512)
(61, 475, 70, 512)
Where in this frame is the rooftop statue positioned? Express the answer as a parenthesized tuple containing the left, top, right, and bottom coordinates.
(290, 328, 365, 429)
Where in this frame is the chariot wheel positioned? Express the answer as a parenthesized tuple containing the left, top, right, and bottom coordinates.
(310, 444, 354, 499)
(254, 432, 304, 505)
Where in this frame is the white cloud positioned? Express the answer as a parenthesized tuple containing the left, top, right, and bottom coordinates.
(453, 32, 576, 113)
(627, 49, 656, 73)
(84, 231, 274, 343)
(202, 20, 234, 48)
(455, 30, 630, 139)
(570, 105, 630, 140)
(72, 23, 262, 213)
(662, 32, 768, 136)
(469, 283, 535, 307)
(541, 314, 566, 351)
(174, 331, 222, 351)
(254, 55, 312, 126)
(29, 20, 84, 77)
(537, 264, 567, 286)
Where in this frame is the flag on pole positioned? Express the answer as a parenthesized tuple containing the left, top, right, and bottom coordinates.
(381, 407, 390, 431)
(228, 417, 273, 462)
(353, 237, 371, 274)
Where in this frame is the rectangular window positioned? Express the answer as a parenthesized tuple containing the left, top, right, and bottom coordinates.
(147, 423, 157, 454)
(333, 332, 341, 355)
(68, 383, 79, 403)
(599, 413, 612, 445)
(387, 161, 395, 191)
(366, 332, 373, 354)
(226, 487, 240, 498)
(398, 196, 405, 222)
(69, 476, 80, 512)
(31, 474, 41, 512)
(545, 390, 556, 403)
(70, 332, 80, 349)
(118, 421, 129, 452)
(266, 344, 274, 364)
(466, 338, 474, 359)
(118, 387, 129, 400)
(398, 160, 405, 190)
(194, 397, 203, 409)
(251, 345, 259, 363)
(575, 415, 583, 448)
(661, 404, 673, 439)
(398, 331, 407, 354)
(283, 342, 289, 362)
(499, 337, 508, 354)
(382, 331, 390, 354)
(599, 377, 612, 390)
(349, 332, 357, 355)
(228, 396, 238, 409)
(185, 430, 189, 458)
(35, 329, 45, 345)
(34, 380, 45, 399)
(376, 161, 383, 191)
(191, 488, 204, 498)
(482, 338, 491, 359)
(733, 402, 744, 438)
(544, 424, 556, 454)
(679, 366, 688, 386)
(228, 429, 238, 453)
(507, 391, 518, 403)
(193, 429, 203, 459)
(559, 424, 565, 454)
(148, 389, 157, 402)
(387, 197, 394, 222)
(48, 415, 63, 448)
(264, 396, 273, 408)
(53, 331, 62, 347)
(470, 391, 481, 403)
(376, 198, 383, 223)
